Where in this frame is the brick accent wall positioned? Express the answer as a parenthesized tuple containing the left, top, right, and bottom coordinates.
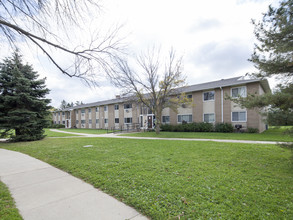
(215, 88, 222, 123)
(108, 104, 115, 128)
(223, 87, 231, 123)
(119, 103, 124, 128)
(193, 91, 203, 122)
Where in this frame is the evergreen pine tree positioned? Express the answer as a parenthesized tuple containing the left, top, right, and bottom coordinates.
(0, 51, 51, 141)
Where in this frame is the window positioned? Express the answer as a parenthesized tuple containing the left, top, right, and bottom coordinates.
(232, 111, 247, 122)
(81, 109, 85, 113)
(81, 120, 85, 124)
(124, 117, 132, 124)
(104, 106, 108, 111)
(204, 113, 215, 123)
(162, 116, 170, 124)
(62, 112, 65, 115)
(178, 114, 192, 123)
(187, 94, 192, 99)
(231, 86, 246, 98)
(62, 121, 65, 124)
(76, 120, 79, 124)
(124, 103, 132, 109)
(96, 119, 99, 124)
(88, 108, 91, 113)
(104, 118, 108, 124)
(89, 119, 92, 124)
(115, 118, 119, 123)
(203, 91, 215, 101)
(114, 104, 119, 110)
(96, 107, 99, 112)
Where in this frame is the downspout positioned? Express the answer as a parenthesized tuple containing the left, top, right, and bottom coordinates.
(220, 87, 223, 123)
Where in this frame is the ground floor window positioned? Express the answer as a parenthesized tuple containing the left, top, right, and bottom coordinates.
(124, 117, 132, 124)
(96, 119, 99, 124)
(115, 118, 119, 123)
(204, 113, 215, 123)
(76, 120, 79, 124)
(89, 119, 92, 124)
(162, 116, 170, 123)
(104, 118, 108, 124)
(178, 114, 192, 123)
(81, 120, 85, 124)
(232, 111, 246, 122)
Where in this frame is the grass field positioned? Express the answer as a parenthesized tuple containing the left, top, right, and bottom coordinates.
(121, 126, 293, 142)
(57, 128, 108, 135)
(1, 138, 292, 219)
(44, 129, 81, 137)
(0, 181, 22, 220)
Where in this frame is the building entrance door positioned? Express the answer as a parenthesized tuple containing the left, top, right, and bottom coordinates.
(147, 116, 153, 129)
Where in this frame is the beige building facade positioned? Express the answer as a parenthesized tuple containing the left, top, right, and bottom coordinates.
(52, 76, 271, 132)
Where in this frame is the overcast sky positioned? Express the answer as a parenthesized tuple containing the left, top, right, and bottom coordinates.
(1, 0, 279, 108)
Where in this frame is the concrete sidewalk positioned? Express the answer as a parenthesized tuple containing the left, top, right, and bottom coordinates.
(49, 129, 288, 145)
(0, 149, 147, 220)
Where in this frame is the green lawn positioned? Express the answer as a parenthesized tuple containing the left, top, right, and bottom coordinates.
(58, 128, 109, 135)
(1, 138, 292, 219)
(121, 127, 293, 142)
(44, 129, 81, 137)
(0, 181, 22, 220)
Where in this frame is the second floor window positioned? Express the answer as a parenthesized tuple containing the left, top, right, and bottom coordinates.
(124, 103, 132, 109)
(203, 91, 215, 101)
(231, 86, 246, 98)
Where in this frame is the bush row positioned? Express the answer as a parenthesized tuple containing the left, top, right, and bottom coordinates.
(160, 122, 259, 133)
(46, 123, 65, 128)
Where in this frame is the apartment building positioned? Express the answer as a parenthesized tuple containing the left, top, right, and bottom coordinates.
(52, 76, 271, 132)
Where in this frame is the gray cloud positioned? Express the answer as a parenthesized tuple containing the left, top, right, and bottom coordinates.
(189, 40, 253, 75)
(188, 18, 222, 33)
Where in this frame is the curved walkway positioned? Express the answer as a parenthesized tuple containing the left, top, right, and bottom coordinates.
(0, 148, 147, 220)
(49, 129, 288, 145)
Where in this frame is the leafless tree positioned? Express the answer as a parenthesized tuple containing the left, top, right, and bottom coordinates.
(0, 0, 124, 85)
(111, 48, 190, 134)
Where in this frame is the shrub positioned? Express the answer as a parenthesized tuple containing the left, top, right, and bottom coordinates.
(247, 127, 259, 133)
(46, 124, 65, 129)
(197, 122, 214, 132)
(160, 124, 172, 131)
(215, 123, 233, 133)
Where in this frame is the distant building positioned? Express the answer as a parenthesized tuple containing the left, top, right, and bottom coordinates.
(52, 76, 271, 132)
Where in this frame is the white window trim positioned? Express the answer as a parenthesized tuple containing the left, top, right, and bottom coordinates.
(203, 113, 215, 123)
(203, 91, 215, 102)
(231, 111, 247, 122)
(177, 114, 193, 123)
(231, 86, 247, 98)
(124, 117, 132, 124)
(162, 115, 170, 124)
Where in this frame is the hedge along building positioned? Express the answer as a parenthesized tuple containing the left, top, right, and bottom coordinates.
(52, 76, 271, 132)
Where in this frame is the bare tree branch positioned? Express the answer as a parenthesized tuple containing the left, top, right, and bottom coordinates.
(0, 0, 124, 86)
(111, 48, 189, 134)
